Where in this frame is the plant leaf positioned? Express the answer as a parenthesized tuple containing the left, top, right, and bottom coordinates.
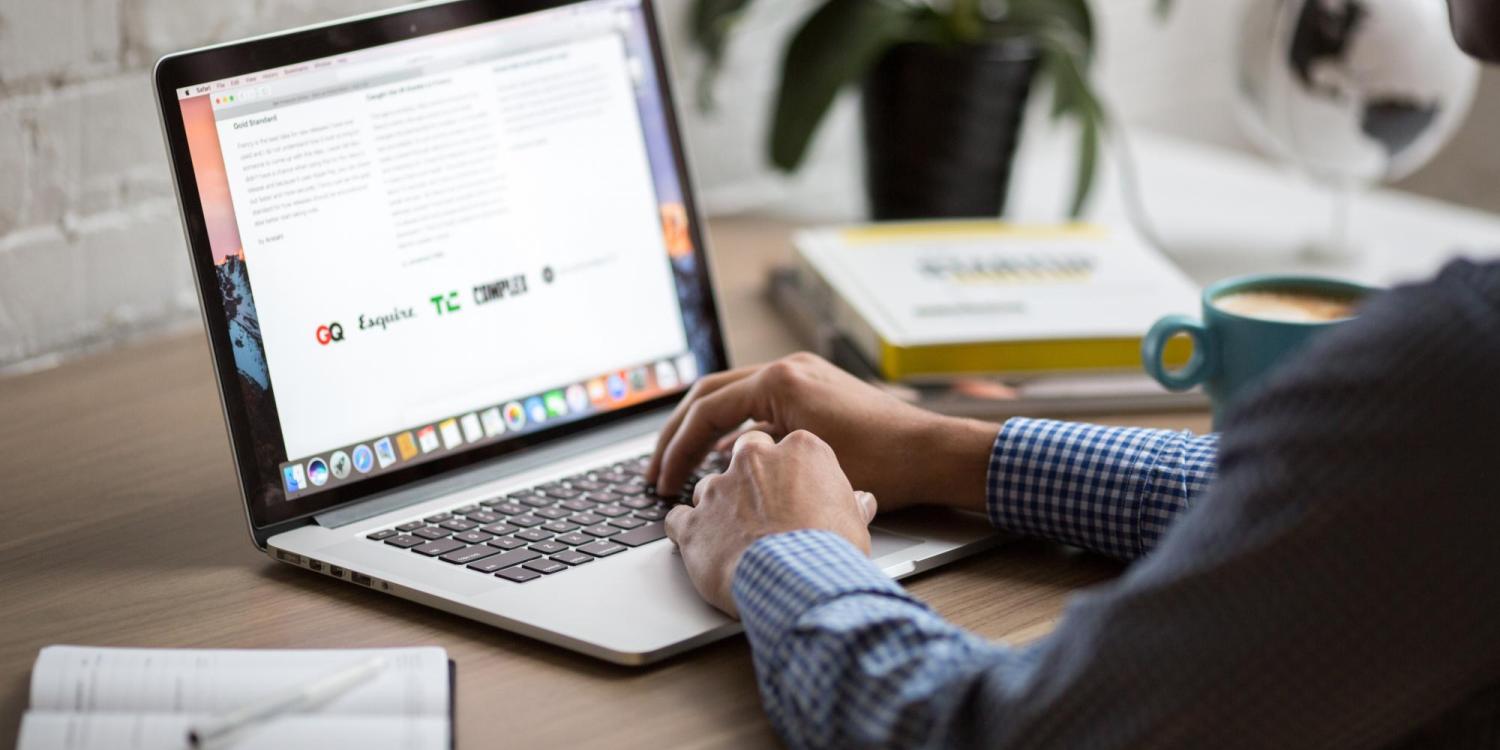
(769, 0, 914, 171)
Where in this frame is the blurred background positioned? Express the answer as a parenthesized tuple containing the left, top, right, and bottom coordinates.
(1, 0, 1498, 372)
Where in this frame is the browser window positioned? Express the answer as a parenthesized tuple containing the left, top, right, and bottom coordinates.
(175, 0, 711, 506)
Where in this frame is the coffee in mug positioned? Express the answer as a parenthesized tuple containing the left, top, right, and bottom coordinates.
(1212, 290, 1359, 323)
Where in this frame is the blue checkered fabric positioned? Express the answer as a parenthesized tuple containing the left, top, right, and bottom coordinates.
(991, 418, 1219, 559)
(730, 261, 1500, 749)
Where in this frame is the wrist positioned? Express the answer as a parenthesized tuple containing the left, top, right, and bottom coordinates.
(905, 414, 998, 513)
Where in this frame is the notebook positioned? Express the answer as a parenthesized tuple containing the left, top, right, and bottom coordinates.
(17, 646, 454, 750)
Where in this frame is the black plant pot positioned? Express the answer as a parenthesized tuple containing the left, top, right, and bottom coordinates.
(861, 41, 1039, 220)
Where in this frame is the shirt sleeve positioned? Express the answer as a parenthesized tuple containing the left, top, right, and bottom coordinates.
(732, 530, 1041, 750)
(989, 417, 1219, 559)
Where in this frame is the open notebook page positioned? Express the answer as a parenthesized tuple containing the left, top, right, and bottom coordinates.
(16, 713, 449, 750)
(29, 646, 449, 716)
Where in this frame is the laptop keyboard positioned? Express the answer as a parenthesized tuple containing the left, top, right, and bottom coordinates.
(363, 451, 726, 583)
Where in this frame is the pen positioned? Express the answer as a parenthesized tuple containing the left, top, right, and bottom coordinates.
(186, 656, 389, 748)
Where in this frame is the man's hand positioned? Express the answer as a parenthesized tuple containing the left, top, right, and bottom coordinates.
(665, 429, 878, 616)
(647, 352, 996, 513)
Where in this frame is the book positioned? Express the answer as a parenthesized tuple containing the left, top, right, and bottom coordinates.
(792, 221, 1200, 382)
(17, 646, 454, 750)
(767, 267, 1208, 418)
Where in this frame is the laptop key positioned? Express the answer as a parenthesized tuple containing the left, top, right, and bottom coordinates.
(384, 534, 425, 548)
(559, 499, 593, 512)
(508, 515, 543, 528)
(453, 504, 479, 514)
(423, 512, 452, 523)
(612, 484, 646, 496)
(621, 497, 654, 509)
(528, 541, 567, 555)
(440, 545, 500, 565)
(583, 524, 621, 538)
(577, 540, 626, 558)
(569, 513, 604, 526)
(454, 530, 494, 544)
(552, 551, 594, 566)
(487, 537, 527, 550)
(520, 495, 554, 508)
(634, 508, 666, 521)
(609, 516, 646, 530)
(613, 522, 667, 548)
(515, 528, 552, 542)
(492, 502, 527, 516)
(598, 471, 631, 484)
(523, 559, 568, 575)
(412, 538, 466, 557)
(467, 511, 502, 524)
(439, 518, 478, 532)
(413, 526, 450, 540)
(569, 480, 605, 492)
(595, 505, 630, 518)
(479, 497, 507, 507)
(480, 523, 518, 536)
(470, 548, 541, 572)
(367, 529, 398, 541)
(534, 507, 570, 520)
(396, 521, 426, 532)
(541, 520, 579, 533)
(543, 487, 581, 500)
(555, 532, 592, 546)
(497, 567, 542, 583)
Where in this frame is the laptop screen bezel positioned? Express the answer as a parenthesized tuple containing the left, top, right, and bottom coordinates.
(153, 0, 727, 545)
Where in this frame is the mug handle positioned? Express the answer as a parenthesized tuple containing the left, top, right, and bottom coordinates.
(1142, 315, 1215, 391)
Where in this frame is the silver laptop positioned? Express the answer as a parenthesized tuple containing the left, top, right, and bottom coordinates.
(154, 0, 1001, 665)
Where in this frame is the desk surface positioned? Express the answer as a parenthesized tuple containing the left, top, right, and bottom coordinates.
(0, 217, 1209, 748)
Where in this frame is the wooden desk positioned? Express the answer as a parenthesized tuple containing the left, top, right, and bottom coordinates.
(0, 217, 1210, 748)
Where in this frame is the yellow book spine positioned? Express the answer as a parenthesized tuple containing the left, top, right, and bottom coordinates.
(878, 336, 1194, 381)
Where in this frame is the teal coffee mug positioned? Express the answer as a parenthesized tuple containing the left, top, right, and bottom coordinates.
(1142, 274, 1378, 424)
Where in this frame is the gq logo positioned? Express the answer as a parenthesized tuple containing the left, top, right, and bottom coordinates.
(315, 322, 345, 345)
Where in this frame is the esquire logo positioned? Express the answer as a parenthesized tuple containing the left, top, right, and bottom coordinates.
(359, 306, 416, 332)
(314, 322, 345, 345)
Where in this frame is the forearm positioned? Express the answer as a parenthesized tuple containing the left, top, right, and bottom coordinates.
(734, 531, 1038, 749)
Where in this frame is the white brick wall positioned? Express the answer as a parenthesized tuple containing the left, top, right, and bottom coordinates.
(0, 0, 407, 370)
(1, 0, 1497, 370)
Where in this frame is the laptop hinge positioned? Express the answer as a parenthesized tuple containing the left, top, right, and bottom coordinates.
(312, 409, 670, 529)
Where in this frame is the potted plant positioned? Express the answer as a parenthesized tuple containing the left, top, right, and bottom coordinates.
(692, 0, 1168, 219)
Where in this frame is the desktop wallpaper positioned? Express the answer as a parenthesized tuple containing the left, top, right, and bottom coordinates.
(179, 4, 716, 512)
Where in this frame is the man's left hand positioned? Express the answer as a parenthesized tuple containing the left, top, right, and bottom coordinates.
(665, 429, 879, 617)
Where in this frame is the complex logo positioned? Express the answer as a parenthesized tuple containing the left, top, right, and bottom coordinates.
(503, 402, 527, 431)
(473, 274, 529, 306)
(314, 322, 345, 345)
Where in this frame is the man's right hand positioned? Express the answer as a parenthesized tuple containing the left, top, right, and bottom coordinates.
(646, 352, 997, 513)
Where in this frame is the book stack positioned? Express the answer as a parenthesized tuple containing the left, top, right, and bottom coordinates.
(773, 221, 1207, 418)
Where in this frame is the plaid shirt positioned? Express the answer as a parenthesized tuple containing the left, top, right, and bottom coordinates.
(730, 255, 1500, 750)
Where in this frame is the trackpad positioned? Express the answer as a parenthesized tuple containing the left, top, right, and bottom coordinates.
(869, 526, 923, 559)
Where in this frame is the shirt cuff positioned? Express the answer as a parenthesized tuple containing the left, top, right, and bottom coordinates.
(731, 530, 911, 648)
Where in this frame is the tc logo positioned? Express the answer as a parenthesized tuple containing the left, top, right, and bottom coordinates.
(315, 322, 345, 345)
(430, 291, 461, 315)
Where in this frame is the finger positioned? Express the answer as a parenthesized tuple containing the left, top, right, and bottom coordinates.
(713, 421, 777, 454)
(665, 504, 692, 544)
(731, 429, 775, 460)
(656, 375, 770, 495)
(855, 491, 878, 524)
(646, 367, 757, 483)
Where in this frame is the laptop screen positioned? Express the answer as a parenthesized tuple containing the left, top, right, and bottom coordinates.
(165, 0, 721, 526)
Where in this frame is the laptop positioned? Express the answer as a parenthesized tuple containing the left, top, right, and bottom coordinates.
(153, 0, 1002, 665)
